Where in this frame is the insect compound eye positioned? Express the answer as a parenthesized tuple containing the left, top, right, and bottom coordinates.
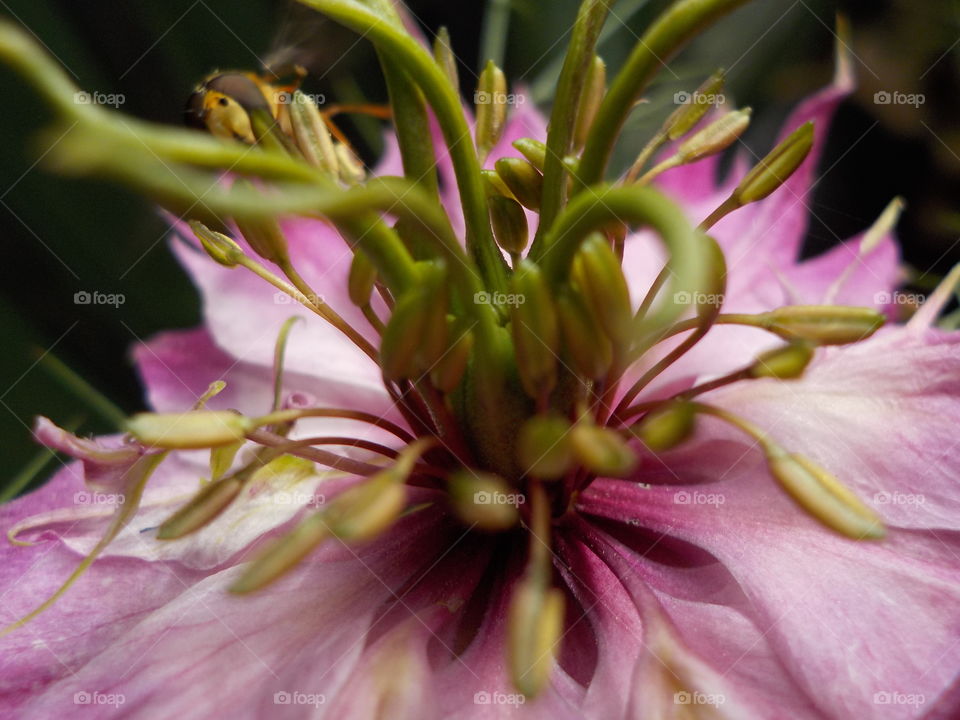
(183, 90, 208, 129)
(203, 73, 271, 113)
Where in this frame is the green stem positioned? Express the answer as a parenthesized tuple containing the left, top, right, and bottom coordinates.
(533, 0, 615, 255)
(575, 0, 751, 192)
(480, 0, 512, 67)
(37, 353, 126, 428)
(539, 184, 707, 335)
(0, 416, 83, 503)
(297, 0, 509, 294)
(362, 0, 440, 202)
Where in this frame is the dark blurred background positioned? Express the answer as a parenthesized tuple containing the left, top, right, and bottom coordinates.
(1, 0, 958, 495)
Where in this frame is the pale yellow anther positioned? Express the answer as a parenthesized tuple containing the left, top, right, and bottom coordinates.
(507, 580, 565, 698)
(157, 476, 243, 540)
(126, 411, 251, 449)
(766, 449, 885, 539)
(288, 89, 340, 176)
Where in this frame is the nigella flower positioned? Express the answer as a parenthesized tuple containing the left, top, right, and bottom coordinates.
(2, 1, 960, 718)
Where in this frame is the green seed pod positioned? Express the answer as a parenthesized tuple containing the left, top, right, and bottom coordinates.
(495, 157, 543, 211)
(433, 26, 459, 93)
(517, 415, 574, 479)
(512, 137, 547, 171)
(677, 108, 751, 163)
(335, 143, 366, 185)
(666, 68, 725, 141)
(379, 263, 448, 379)
(556, 289, 613, 379)
(430, 324, 474, 393)
(572, 234, 633, 348)
(348, 249, 378, 307)
(190, 221, 243, 267)
(766, 448, 885, 540)
(418, 266, 450, 370)
(570, 424, 638, 477)
(489, 194, 529, 255)
(632, 401, 696, 452)
(481, 168, 513, 198)
(475, 60, 508, 161)
(508, 580, 565, 698)
(287, 89, 339, 176)
(762, 305, 885, 345)
(573, 55, 606, 150)
(448, 470, 520, 531)
(511, 260, 559, 398)
(749, 341, 814, 379)
(734, 121, 814, 204)
(157, 476, 243, 539)
(126, 411, 251, 449)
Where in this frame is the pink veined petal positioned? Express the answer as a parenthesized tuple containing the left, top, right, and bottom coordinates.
(553, 530, 646, 719)
(319, 614, 440, 720)
(580, 427, 960, 718)
(617, 208, 900, 405)
(318, 530, 505, 719)
(566, 516, 826, 719)
(428, 561, 587, 720)
(783, 226, 902, 308)
(2, 503, 454, 719)
(32, 417, 143, 495)
(167, 222, 386, 401)
(0, 534, 211, 715)
(712, 58, 856, 274)
(133, 327, 407, 445)
(701, 326, 960, 531)
(556, 524, 770, 719)
(7, 458, 362, 572)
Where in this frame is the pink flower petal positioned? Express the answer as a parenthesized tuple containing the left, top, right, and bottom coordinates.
(32, 417, 143, 495)
(0, 506, 481, 718)
(581, 396, 960, 718)
(169, 225, 387, 401)
(702, 327, 960, 530)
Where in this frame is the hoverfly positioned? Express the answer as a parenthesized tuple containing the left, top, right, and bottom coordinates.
(183, 4, 389, 164)
(184, 67, 303, 145)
